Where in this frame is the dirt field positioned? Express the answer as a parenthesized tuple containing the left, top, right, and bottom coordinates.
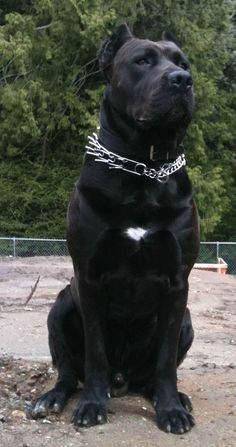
(0, 256, 236, 447)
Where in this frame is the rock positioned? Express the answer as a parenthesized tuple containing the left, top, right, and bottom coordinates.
(0, 414, 6, 423)
(11, 410, 27, 420)
(42, 418, 52, 424)
(228, 363, 235, 369)
(202, 362, 216, 369)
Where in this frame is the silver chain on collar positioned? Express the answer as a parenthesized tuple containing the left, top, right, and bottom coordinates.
(85, 133, 186, 183)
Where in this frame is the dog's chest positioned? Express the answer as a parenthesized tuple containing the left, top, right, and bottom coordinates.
(125, 227, 147, 241)
(89, 221, 182, 320)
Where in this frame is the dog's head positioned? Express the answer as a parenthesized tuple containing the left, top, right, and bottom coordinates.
(98, 24, 194, 137)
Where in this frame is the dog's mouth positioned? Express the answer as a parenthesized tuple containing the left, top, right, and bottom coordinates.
(134, 80, 194, 131)
(135, 96, 194, 131)
(135, 111, 191, 130)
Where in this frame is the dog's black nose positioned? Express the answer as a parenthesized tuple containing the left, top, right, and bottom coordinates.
(168, 70, 193, 90)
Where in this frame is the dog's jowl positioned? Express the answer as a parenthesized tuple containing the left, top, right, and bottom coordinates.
(32, 24, 199, 434)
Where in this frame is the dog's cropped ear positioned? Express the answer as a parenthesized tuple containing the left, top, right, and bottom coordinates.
(162, 31, 179, 46)
(98, 24, 133, 81)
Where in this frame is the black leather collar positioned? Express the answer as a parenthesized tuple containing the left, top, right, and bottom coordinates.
(98, 125, 184, 163)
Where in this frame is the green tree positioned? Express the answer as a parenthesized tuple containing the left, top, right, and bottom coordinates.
(135, 0, 236, 239)
(0, 0, 143, 237)
(0, 0, 235, 240)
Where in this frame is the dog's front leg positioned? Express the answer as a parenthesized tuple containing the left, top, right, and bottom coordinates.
(153, 282, 195, 434)
(72, 275, 110, 427)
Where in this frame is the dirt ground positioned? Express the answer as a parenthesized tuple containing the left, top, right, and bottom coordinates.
(0, 256, 235, 447)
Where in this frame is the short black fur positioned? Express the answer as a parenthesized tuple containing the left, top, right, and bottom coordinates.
(31, 25, 199, 434)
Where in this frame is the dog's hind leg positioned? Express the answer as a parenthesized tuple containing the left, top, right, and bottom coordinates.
(31, 284, 85, 418)
(177, 307, 194, 366)
(177, 307, 194, 412)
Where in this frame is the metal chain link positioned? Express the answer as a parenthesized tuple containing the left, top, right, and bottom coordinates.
(86, 133, 186, 183)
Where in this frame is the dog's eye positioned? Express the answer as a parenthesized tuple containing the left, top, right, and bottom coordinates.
(136, 58, 150, 66)
(179, 61, 190, 71)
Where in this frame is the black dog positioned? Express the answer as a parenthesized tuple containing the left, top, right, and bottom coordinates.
(32, 24, 199, 434)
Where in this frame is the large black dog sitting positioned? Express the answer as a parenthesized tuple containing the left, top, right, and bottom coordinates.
(32, 25, 199, 434)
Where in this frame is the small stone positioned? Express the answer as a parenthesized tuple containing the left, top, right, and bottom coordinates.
(202, 362, 216, 369)
(2, 389, 10, 398)
(42, 419, 52, 424)
(228, 363, 235, 369)
(11, 410, 26, 420)
(28, 379, 37, 386)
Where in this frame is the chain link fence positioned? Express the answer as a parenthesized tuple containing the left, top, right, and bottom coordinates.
(198, 242, 236, 274)
(0, 237, 69, 257)
(0, 237, 236, 274)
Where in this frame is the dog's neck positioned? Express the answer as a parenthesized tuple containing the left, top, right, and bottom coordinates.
(99, 101, 184, 162)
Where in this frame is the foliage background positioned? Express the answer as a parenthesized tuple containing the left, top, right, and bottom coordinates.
(0, 0, 235, 240)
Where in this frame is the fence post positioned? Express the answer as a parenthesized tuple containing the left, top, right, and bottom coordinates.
(216, 241, 219, 261)
(13, 237, 16, 257)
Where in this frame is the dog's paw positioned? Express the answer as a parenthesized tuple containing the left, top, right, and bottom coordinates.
(72, 399, 107, 427)
(31, 389, 67, 419)
(154, 402, 195, 434)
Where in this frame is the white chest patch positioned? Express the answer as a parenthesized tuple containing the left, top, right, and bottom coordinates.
(125, 227, 147, 241)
